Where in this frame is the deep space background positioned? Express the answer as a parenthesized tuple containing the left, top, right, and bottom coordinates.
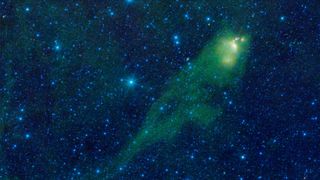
(1, 0, 320, 179)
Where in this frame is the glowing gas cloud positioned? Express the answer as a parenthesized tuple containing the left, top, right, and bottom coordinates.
(99, 31, 250, 178)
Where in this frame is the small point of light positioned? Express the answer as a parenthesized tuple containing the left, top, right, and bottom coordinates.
(55, 45, 61, 51)
(25, 133, 31, 139)
(12, 144, 17, 149)
(280, 16, 285, 21)
(173, 35, 181, 46)
(25, 7, 30, 12)
(107, 8, 115, 16)
(184, 13, 190, 20)
(240, 155, 246, 160)
(54, 40, 61, 51)
(127, 78, 136, 87)
(126, 0, 133, 3)
(311, 116, 318, 121)
(96, 169, 100, 174)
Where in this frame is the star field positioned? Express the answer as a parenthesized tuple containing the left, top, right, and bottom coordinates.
(1, 0, 320, 179)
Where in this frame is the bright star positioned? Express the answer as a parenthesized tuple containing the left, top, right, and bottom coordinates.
(55, 45, 61, 51)
(128, 79, 135, 86)
(54, 40, 61, 51)
(173, 34, 180, 46)
(240, 155, 246, 160)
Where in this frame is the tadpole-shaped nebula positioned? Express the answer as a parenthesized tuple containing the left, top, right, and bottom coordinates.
(101, 31, 250, 178)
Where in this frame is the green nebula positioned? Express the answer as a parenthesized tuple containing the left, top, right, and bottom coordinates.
(102, 31, 250, 178)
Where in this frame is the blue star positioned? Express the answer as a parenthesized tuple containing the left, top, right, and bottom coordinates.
(25, 7, 30, 12)
(311, 116, 318, 121)
(190, 154, 195, 159)
(12, 144, 17, 149)
(107, 8, 115, 16)
(25, 133, 31, 139)
(240, 155, 246, 160)
(303, 132, 307, 136)
(18, 116, 23, 121)
(184, 13, 190, 20)
(54, 40, 61, 51)
(311, 99, 317, 106)
(173, 34, 180, 46)
(55, 45, 61, 51)
(126, 78, 136, 87)
(96, 168, 100, 174)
